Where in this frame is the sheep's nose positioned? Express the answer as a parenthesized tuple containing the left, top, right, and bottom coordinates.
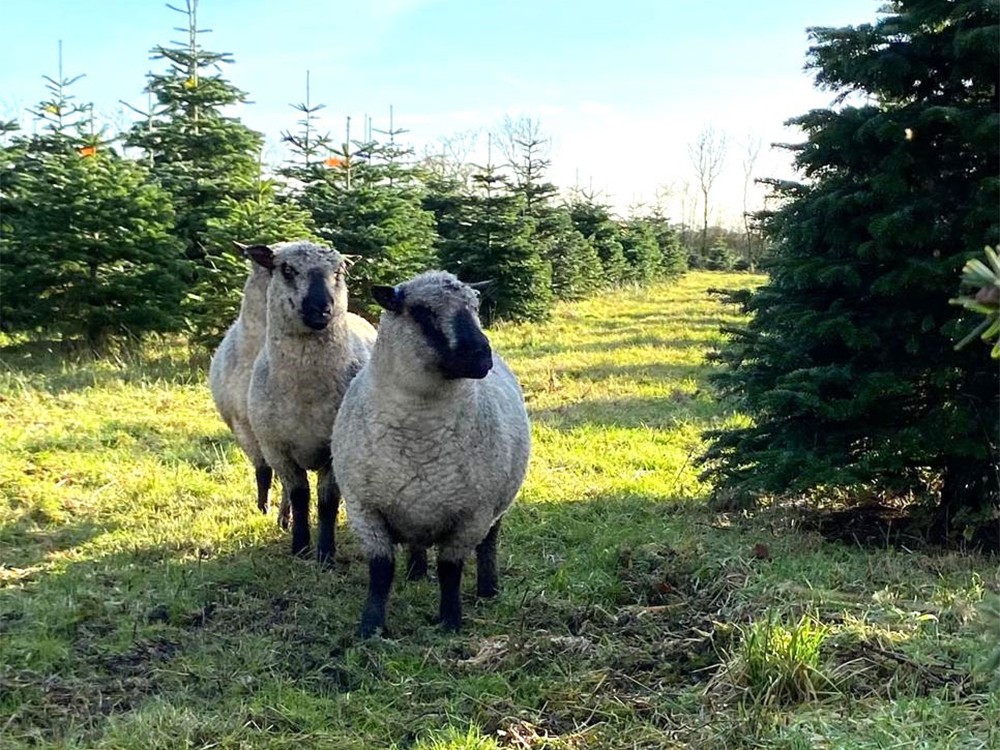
(302, 305, 332, 330)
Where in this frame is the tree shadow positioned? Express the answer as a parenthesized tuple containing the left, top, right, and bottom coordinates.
(533, 393, 716, 431)
(0, 517, 113, 569)
(0, 338, 204, 395)
(1, 489, 991, 747)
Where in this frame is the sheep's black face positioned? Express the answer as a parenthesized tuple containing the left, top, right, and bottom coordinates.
(299, 268, 336, 330)
(409, 304, 493, 380)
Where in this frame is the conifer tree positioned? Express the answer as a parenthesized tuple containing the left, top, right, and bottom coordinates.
(125, 0, 263, 265)
(437, 155, 552, 324)
(2, 65, 184, 346)
(702, 0, 999, 541)
(294, 110, 438, 317)
(545, 208, 603, 301)
(642, 207, 688, 278)
(619, 218, 663, 283)
(568, 194, 627, 286)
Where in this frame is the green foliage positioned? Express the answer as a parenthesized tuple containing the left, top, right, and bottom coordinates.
(702, 0, 1000, 538)
(642, 210, 688, 278)
(951, 246, 1000, 358)
(543, 208, 603, 301)
(703, 236, 737, 271)
(125, 0, 264, 268)
(437, 163, 552, 324)
(186, 176, 317, 349)
(618, 218, 663, 283)
(568, 195, 627, 285)
(1, 68, 185, 346)
(297, 150, 438, 319)
(2, 143, 186, 345)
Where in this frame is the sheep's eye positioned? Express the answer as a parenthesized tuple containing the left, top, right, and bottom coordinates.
(280, 263, 297, 281)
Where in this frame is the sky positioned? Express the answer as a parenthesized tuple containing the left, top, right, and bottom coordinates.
(1, 0, 882, 223)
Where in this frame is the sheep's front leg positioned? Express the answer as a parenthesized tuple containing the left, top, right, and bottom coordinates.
(475, 518, 501, 599)
(437, 555, 465, 632)
(356, 509, 396, 638)
(316, 465, 339, 567)
(286, 466, 311, 557)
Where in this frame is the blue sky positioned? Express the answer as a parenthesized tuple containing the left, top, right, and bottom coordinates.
(2, 0, 881, 220)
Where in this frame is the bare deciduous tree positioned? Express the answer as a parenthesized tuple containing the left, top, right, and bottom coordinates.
(495, 115, 552, 209)
(741, 131, 762, 271)
(688, 126, 727, 254)
(422, 128, 482, 187)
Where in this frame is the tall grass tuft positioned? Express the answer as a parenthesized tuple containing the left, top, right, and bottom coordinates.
(716, 612, 834, 707)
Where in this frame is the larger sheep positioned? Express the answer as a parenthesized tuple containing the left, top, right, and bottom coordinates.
(247, 241, 376, 562)
(208, 243, 277, 519)
(331, 270, 530, 637)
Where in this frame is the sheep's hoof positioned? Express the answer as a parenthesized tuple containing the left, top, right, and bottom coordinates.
(258, 500, 269, 515)
(476, 583, 499, 599)
(291, 533, 310, 558)
(316, 546, 336, 568)
(430, 613, 462, 633)
(358, 613, 389, 639)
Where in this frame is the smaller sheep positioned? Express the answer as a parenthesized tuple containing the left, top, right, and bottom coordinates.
(247, 241, 376, 562)
(209, 242, 279, 521)
(332, 270, 531, 637)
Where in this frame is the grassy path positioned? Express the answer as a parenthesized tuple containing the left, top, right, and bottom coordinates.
(1, 272, 996, 749)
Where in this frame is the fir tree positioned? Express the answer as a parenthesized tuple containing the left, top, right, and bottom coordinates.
(619, 218, 663, 283)
(2, 70, 184, 345)
(701, 0, 1000, 541)
(438, 157, 552, 324)
(188, 174, 317, 348)
(568, 194, 627, 286)
(294, 112, 438, 318)
(125, 0, 264, 265)
(642, 207, 688, 278)
(545, 208, 603, 301)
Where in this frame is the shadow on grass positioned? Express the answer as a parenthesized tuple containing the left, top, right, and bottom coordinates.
(0, 493, 746, 748)
(533, 393, 716, 430)
(0, 338, 205, 395)
(0, 517, 114, 569)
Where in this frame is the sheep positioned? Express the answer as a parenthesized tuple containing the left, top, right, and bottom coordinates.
(331, 270, 531, 637)
(246, 240, 377, 562)
(208, 242, 280, 522)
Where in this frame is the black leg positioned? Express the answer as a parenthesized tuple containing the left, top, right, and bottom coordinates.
(406, 545, 428, 581)
(438, 558, 465, 633)
(255, 465, 273, 514)
(289, 484, 310, 557)
(316, 475, 339, 567)
(359, 555, 395, 638)
(475, 518, 501, 598)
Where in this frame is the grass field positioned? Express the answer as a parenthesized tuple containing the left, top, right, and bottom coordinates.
(1, 271, 997, 749)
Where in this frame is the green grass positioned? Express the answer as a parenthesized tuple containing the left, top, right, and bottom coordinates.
(1, 271, 997, 749)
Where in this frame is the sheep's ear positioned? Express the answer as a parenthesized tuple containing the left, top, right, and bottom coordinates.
(467, 280, 494, 292)
(372, 285, 404, 313)
(245, 244, 275, 270)
(233, 241, 249, 257)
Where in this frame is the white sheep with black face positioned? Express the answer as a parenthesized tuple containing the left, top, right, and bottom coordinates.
(247, 240, 376, 562)
(209, 244, 276, 518)
(331, 270, 531, 637)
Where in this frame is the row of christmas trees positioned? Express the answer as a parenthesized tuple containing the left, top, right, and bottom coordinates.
(0, 3, 692, 349)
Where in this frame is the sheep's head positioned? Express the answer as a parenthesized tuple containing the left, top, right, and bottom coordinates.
(372, 271, 493, 381)
(249, 241, 349, 333)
